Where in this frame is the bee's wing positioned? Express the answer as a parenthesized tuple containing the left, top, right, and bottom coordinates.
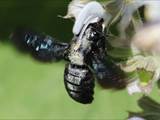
(90, 52, 127, 90)
(10, 28, 69, 62)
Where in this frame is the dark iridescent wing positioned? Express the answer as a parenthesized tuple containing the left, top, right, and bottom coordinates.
(91, 54, 127, 90)
(11, 28, 69, 62)
(88, 21, 127, 90)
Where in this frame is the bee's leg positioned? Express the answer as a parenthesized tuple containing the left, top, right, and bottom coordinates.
(11, 29, 69, 62)
(90, 53, 127, 90)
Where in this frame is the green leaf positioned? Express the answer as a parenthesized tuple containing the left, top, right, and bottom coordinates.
(129, 96, 160, 120)
(138, 96, 160, 112)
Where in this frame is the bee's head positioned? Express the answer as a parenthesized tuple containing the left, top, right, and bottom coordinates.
(87, 19, 105, 42)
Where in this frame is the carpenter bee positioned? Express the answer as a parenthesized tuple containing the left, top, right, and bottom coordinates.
(11, 19, 127, 104)
(10, 0, 127, 104)
(65, 19, 127, 104)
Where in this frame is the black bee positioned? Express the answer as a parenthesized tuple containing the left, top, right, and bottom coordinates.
(11, 19, 127, 104)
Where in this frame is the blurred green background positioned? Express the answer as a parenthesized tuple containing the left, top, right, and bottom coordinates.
(0, 0, 160, 119)
(0, 0, 72, 41)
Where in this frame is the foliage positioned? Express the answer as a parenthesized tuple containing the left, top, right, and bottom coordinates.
(129, 96, 160, 120)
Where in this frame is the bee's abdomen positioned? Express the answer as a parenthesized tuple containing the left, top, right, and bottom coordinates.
(64, 64, 94, 104)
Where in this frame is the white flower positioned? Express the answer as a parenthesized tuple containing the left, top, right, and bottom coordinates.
(127, 80, 142, 95)
(145, 1, 160, 22)
(72, 1, 111, 35)
(132, 22, 160, 55)
(63, 0, 91, 19)
(63, 0, 111, 35)
(128, 116, 145, 120)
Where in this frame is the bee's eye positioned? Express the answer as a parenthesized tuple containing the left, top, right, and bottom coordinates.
(91, 32, 97, 37)
(88, 30, 100, 42)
